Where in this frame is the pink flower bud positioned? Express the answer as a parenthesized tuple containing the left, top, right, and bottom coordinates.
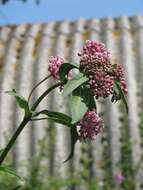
(48, 56, 64, 80)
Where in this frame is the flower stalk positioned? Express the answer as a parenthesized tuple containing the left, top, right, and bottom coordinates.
(28, 74, 52, 103)
(31, 81, 63, 111)
(0, 81, 63, 165)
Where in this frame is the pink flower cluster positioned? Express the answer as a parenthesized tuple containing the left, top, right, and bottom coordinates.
(79, 40, 128, 99)
(77, 111, 103, 141)
(48, 40, 128, 141)
(79, 40, 110, 70)
(115, 172, 124, 185)
(89, 71, 114, 99)
(48, 56, 64, 80)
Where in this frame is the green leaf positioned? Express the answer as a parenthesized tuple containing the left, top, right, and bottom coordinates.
(59, 62, 79, 82)
(34, 110, 72, 123)
(6, 89, 30, 115)
(81, 86, 96, 110)
(72, 85, 96, 110)
(63, 125, 78, 163)
(63, 73, 88, 96)
(114, 81, 128, 113)
(0, 165, 22, 179)
(33, 110, 72, 127)
(69, 95, 88, 124)
(44, 117, 72, 127)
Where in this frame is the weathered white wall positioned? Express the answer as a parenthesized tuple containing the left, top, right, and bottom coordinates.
(0, 15, 143, 189)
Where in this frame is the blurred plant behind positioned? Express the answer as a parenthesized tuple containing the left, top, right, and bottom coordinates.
(0, 126, 100, 190)
(1, 107, 142, 190)
(0, 0, 41, 5)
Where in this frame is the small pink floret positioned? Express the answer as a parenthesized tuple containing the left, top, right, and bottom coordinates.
(48, 56, 64, 80)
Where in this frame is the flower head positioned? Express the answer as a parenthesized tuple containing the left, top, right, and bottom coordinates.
(79, 40, 110, 57)
(79, 40, 111, 72)
(77, 111, 103, 141)
(48, 56, 64, 80)
(78, 40, 128, 99)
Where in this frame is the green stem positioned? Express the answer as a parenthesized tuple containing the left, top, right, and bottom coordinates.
(28, 75, 51, 103)
(0, 115, 31, 165)
(0, 82, 63, 165)
(31, 117, 48, 121)
(31, 81, 63, 111)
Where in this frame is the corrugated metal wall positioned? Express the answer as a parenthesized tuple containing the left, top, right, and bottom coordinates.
(0, 15, 143, 189)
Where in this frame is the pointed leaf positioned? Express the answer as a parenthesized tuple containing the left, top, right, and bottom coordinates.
(34, 110, 72, 124)
(45, 117, 72, 127)
(114, 81, 128, 113)
(59, 62, 79, 82)
(6, 89, 30, 115)
(69, 95, 88, 124)
(63, 74, 88, 96)
(63, 125, 78, 163)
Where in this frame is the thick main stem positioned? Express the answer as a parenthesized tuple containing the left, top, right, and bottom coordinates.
(0, 116, 31, 165)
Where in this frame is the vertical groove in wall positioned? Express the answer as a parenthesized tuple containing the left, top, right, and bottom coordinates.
(0, 26, 12, 145)
(11, 24, 28, 168)
(0, 25, 25, 148)
(132, 15, 143, 189)
(88, 18, 104, 183)
(15, 24, 41, 174)
(131, 16, 143, 84)
(45, 22, 60, 177)
(69, 18, 87, 190)
(0, 26, 11, 83)
(78, 20, 96, 190)
(28, 24, 44, 157)
(132, 16, 143, 91)
(32, 22, 56, 157)
(104, 17, 122, 187)
(99, 18, 113, 188)
(52, 21, 71, 180)
(119, 16, 141, 190)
